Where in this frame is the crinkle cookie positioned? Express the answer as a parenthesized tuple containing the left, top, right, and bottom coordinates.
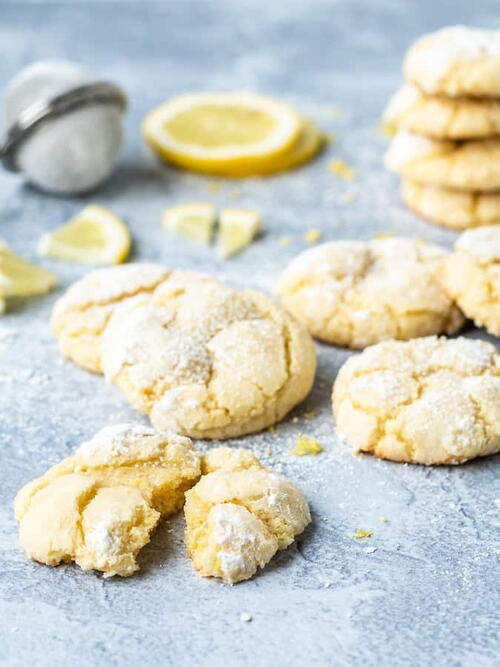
(184, 447, 310, 583)
(101, 271, 316, 439)
(440, 225, 500, 335)
(52, 263, 169, 372)
(402, 180, 500, 229)
(332, 336, 500, 465)
(15, 424, 201, 577)
(404, 26, 500, 98)
(386, 131, 500, 192)
(276, 238, 464, 349)
(384, 84, 500, 139)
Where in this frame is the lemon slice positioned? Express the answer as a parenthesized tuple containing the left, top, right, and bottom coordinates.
(143, 92, 302, 176)
(217, 208, 261, 258)
(39, 205, 131, 264)
(0, 240, 57, 298)
(163, 203, 216, 244)
(249, 120, 324, 176)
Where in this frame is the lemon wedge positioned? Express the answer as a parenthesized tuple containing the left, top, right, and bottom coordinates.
(0, 240, 57, 299)
(143, 92, 302, 176)
(163, 203, 216, 244)
(217, 208, 261, 258)
(39, 205, 131, 265)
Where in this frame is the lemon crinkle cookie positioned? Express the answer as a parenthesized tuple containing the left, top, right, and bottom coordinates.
(332, 336, 500, 465)
(386, 130, 500, 192)
(277, 237, 463, 349)
(404, 26, 500, 98)
(14, 424, 202, 577)
(184, 447, 311, 583)
(440, 225, 500, 335)
(384, 84, 500, 140)
(52, 263, 169, 372)
(402, 180, 500, 229)
(100, 270, 316, 438)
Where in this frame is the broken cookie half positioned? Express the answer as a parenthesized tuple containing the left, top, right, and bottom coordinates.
(184, 447, 311, 584)
(14, 424, 201, 577)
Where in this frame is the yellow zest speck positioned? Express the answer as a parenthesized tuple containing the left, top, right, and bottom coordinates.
(206, 181, 222, 194)
(353, 529, 373, 539)
(291, 434, 324, 456)
(304, 228, 321, 244)
(379, 516, 389, 524)
(372, 231, 395, 240)
(379, 121, 397, 138)
(342, 190, 357, 204)
(278, 235, 291, 247)
(264, 448, 271, 456)
(304, 411, 317, 420)
(328, 159, 356, 181)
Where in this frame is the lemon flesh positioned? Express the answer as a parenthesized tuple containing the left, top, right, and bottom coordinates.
(39, 205, 131, 265)
(163, 203, 216, 244)
(217, 209, 261, 259)
(143, 92, 302, 176)
(0, 243, 57, 298)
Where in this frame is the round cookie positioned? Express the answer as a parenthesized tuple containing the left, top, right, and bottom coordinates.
(52, 263, 170, 373)
(332, 336, 500, 465)
(385, 130, 500, 192)
(440, 225, 500, 335)
(384, 84, 500, 139)
(404, 26, 500, 98)
(402, 180, 500, 229)
(14, 423, 202, 577)
(100, 270, 316, 439)
(276, 237, 464, 349)
(184, 447, 310, 583)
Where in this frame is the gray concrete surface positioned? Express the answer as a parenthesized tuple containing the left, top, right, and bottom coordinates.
(0, 1, 499, 665)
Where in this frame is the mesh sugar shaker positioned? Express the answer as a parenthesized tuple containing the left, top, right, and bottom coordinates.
(0, 60, 127, 195)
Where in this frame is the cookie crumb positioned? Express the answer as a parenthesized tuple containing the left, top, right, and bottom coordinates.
(353, 529, 373, 539)
(342, 190, 357, 204)
(328, 159, 356, 181)
(304, 228, 321, 244)
(291, 434, 323, 456)
(278, 235, 291, 247)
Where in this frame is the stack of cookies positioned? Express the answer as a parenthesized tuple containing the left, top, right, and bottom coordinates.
(383, 26, 500, 230)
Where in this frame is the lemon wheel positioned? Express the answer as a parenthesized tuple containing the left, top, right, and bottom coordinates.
(143, 92, 302, 176)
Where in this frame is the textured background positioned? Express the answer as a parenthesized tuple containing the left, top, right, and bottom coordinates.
(1, 1, 499, 665)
